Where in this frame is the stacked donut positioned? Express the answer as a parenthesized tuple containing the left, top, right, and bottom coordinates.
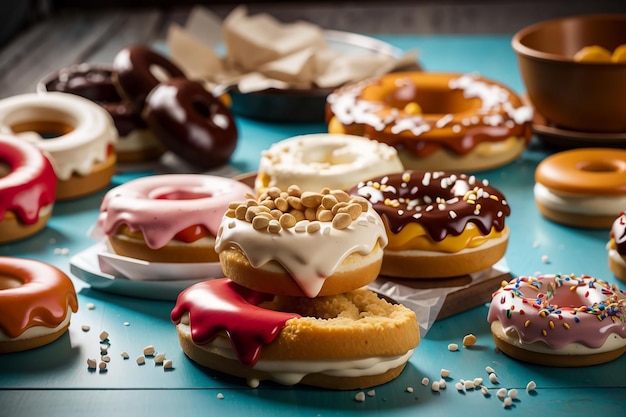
(349, 170, 511, 279)
(171, 185, 420, 389)
(40, 46, 238, 169)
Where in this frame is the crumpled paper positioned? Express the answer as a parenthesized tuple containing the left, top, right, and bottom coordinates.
(167, 5, 420, 95)
(367, 258, 510, 336)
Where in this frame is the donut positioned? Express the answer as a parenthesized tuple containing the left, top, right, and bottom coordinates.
(534, 148, 626, 229)
(38, 63, 164, 163)
(254, 133, 404, 195)
(112, 45, 186, 108)
(0, 257, 78, 353)
(487, 274, 626, 367)
(326, 72, 533, 172)
(97, 174, 254, 263)
(143, 78, 238, 169)
(215, 186, 388, 297)
(349, 170, 510, 278)
(608, 212, 626, 283)
(0, 92, 117, 200)
(0, 135, 57, 244)
(171, 278, 419, 389)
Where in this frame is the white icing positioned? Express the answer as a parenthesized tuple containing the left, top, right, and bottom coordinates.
(214, 206, 388, 297)
(534, 183, 626, 216)
(255, 133, 404, 193)
(0, 92, 117, 180)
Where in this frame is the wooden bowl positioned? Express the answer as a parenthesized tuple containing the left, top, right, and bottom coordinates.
(512, 14, 626, 133)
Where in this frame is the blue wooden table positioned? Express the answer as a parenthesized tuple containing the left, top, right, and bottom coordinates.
(1, 34, 624, 417)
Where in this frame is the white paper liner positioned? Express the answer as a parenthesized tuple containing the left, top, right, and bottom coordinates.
(367, 258, 510, 336)
(166, 5, 419, 95)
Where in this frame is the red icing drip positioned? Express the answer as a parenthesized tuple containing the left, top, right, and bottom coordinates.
(0, 135, 57, 225)
(171, 279, 301, 366)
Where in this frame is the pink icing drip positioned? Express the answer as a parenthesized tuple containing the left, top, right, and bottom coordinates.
(487, 275, 626, 350)
(0, 136, 57, 225)
(170, 279, 301, 366)
(97, 174, 253, 249)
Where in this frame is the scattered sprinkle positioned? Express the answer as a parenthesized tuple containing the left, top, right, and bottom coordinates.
(431, 381, 440, 392)
(217, 393, 224, 400)
(463, 380, 474, 390)
(100, 345, 108, 354)
(503, 397, 513, 408)
(481, 386, 490, 396)
(508, 388, 518, 399)
(489, 372, 498, 384)
(447, 343, 459, 351)
(98, 362, 107, 371)
(81, 325, 90, 332)
(473, 377, 483, 387)
(462, 334, 477, 347)
(455, 382, 464, 391)
(541, 255, 550, 264)
(163, 360, 173, 370)
(121, 352, 129, 359)
(143, 345, 156, 356)
(406, 386, 414, 393)
(354, 392, 366, 402)
(526, 380, 537, 392)
(438, 379, 447, 389)
(102, 355, 111, 363)
(440, 368, 451, 378)
(86, 303, 95, 310)
(87, 358, 97, 369)
(421, 377, 430, 386)
(123, 322, 130, 326)
(367, 390, 376, 397)
(136, 356, 145, 365)
(154, 353, 166, 365)
(99, 331, 109, 342)
(496, 388, 507, 399)
(485, 366, 495, 374)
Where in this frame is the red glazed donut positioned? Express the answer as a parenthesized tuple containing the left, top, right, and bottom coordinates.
(0, 135, 56, 244)
(0, 257, 78, 353)
(143, 78, 238, 169)
(112, 45, 186, 107)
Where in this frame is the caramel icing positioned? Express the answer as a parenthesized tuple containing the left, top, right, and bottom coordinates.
(487, 274, 626, 351)
(98, 174, 253, 248)
(535, 148, 626, 196)
(0, 135, 56, 225)
(0, 257, 78, 338)
(327, 72, 532, 157)
(171, 279, 301, 366)
(350, 171, 510, 250)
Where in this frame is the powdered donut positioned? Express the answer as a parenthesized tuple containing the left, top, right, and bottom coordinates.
(488, 274, 626, 366)
(171, 278, 419, 389)
(0, 257, 78, 353)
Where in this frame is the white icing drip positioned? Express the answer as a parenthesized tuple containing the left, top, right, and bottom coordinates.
(215, 206, 388, 297)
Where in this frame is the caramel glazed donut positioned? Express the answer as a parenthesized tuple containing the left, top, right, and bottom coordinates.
(0, 257, 78, 353)
(171, 279, 420, 390)
(350, 170, 510, 278)
(0, 92, 117, 200)
(96, 174, 253, 263)
(326, 72, 533, 172)
(0, 135, 57, 244)
(534, 148, 626, 229)
(608, 212, 626, 283)
(488, 274, 626, 367)
(215, 186, 389, 298)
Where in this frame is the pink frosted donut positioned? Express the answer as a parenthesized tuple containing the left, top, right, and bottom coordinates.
(97, 174, 253, 263)
(488, 274, 626, 366)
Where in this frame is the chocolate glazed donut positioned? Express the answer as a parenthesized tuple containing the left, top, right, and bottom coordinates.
(112, 46, 186, 107)
(143, 78, 238, 169)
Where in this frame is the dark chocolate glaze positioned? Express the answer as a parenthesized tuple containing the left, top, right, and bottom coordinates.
(112, 45, 186, 107)
(143, 78, 238, 169)
(349, 170, 510, 241)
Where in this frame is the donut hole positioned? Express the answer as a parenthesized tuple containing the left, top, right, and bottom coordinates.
(7, 107, 77, 140)
(11, 121, 74, 139)
(576, 160, 624, 173)
(149, 186, 213, 200)
(0, 161, 10, 178)
(0, 274, 22, 290)
(384, 84, 480, 115)
(301, 144, 358, 166)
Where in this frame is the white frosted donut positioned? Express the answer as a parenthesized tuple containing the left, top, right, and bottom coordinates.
(0, 92, 117, 200)
(254, 133, 404, 195)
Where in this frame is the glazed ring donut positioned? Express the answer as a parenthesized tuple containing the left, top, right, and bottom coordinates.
(112, 45, 186, 107)
(488, 274, 626, 367)
(215, 186, 388, 298)
(0, 257, 78, 353)
(608, 212, 626, 283)
(97, 174, 254, 263)
(326, 72, 533, 172)
(38, 63, 164, 163)
(0, 135, 57, 244)
(534, 148, 626, 229)
(143, 78, 239, 169)
(349, 170, 510, 278)
(0, 92, 117, 200)
(171, 278, 419, 389)
(254, 133, 404, 195)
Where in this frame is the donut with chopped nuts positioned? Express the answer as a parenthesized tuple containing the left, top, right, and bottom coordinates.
(214, 185, 388, 297)
(171, 278, 419, 389)
(96, 174, 253, 263)
(349, 170, 510, 278)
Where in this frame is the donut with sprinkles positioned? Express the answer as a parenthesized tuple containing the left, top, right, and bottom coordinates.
(488, 274, 626, 366)
(349, 170, 510, 278)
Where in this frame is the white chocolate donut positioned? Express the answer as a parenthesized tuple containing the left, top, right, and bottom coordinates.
(0, 92, 117, 200)
(254, 133, 404, 195)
